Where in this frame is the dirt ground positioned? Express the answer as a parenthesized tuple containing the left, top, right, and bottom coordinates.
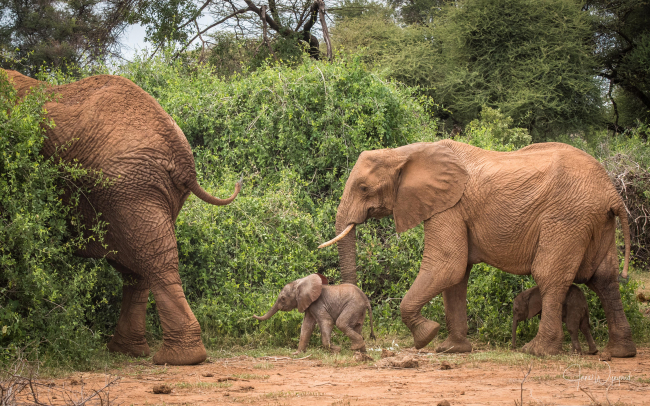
(18, 345, 650, 406)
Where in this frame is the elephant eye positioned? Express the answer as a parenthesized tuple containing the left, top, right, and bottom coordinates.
(359, 185, 368, 193)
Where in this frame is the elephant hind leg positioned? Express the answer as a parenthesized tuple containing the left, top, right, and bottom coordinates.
(565, 312, 583, 355)
(523, 229, 584, 356)
(587, 248, 635, 358)
(580, 316, 598, 355)
(106, 260, 151, 357)
(335, 309, 366, 352)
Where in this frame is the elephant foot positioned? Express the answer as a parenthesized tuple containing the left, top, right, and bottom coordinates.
(603, 340, 636, 358)
(153, 341, 207, 365)
(411, 320, 440, 350)
(328, 345, 342, 353)
(351, 343, 367, 353)
(521, 337, 561, 357)
(435, 336, 472, 354)
(152, 324, 206, 365)
(585, 348, 599, 355)
(107, 332, 150, 357)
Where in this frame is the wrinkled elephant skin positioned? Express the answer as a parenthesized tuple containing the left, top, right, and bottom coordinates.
(254, 274, 375, 353)
(4, 69, 242, 365)
(513, 285, 598, 355)
(325, 140, 635, 357)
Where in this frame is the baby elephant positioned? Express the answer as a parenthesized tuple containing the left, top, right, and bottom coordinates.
(512, 285, 597, 355)
(254, 274, 375, 353)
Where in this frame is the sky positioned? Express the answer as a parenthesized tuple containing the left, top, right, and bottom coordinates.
(119, 24, 150, 60)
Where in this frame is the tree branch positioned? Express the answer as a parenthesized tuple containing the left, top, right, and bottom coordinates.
(174, 7, 251, 57)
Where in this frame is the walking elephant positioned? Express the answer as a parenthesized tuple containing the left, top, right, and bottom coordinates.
(5, 69, 242, 365)
(319, 140, 635, 357)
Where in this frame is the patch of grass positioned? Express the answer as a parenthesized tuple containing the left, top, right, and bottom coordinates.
(253, 362, 275, 370)
(232, 373, 269, 380)
(263, 391, 323, 398)
(175, 381, 232, 389)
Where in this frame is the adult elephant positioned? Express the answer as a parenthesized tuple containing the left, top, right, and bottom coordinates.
(5, 69, 241, 365)
(320, 140, 635, 357)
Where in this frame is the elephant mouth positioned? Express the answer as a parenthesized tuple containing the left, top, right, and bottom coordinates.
(318, 224, 355, 248)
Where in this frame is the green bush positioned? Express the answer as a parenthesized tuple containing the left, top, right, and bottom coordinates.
(0, 71, 121, 367)
(118, 53, 438, 198)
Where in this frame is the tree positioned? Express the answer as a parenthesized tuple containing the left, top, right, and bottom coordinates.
(0, 0, 133, 74)
(587, 0, 650, 129)
(427, 0, 603, 139)
(134, 0, 337, 60)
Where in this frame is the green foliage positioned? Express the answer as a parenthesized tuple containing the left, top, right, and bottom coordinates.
(118, 52, 437, 198)
(0, 0, 128, 75)
(456, 107, 532, 151)
(589, 0, 650, 127)
(0, 71, 121, 366)
(333, 0, 604, 140)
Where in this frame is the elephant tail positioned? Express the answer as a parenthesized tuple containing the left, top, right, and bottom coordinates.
(189, 176, 243, 206)
(367, 298, 376, 340)
(613, 203, 631, 280)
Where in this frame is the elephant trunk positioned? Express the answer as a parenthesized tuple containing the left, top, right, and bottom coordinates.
(335, 214, 357, 285)
(253, 302, 279, 321)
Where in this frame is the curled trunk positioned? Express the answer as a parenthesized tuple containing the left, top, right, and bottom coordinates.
(253, 302, 279, 321)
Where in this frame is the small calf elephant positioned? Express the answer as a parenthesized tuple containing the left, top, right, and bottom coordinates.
(254, 274, 375, 353)
(512, 285, 598, 355)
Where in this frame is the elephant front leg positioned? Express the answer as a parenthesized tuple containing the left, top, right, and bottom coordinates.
(436, 265, 472, 354)
(295, 311, 317, 354)
(151, 280, 207, 365)
(106, 261, 150, 357)
(400, 214, 468, 350)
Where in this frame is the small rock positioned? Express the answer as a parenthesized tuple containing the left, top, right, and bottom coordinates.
(69, 379, 79, 386)
(440, 361, 452, 370)
(637, 292, 647, 302)
(153, 384, 172, 394)
(381, 349, 396, 358)
(437, 400, 451, 406)
(354, 351, 374, 362)
(237, 385, 255, 392)
(223, 392, 230, 397)
(202, 372, 214, 377)
(599, 352, 612, 361)
(460, 391, 465, 395)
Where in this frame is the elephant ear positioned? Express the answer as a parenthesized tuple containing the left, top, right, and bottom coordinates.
(394, 143, 469, 233)
(527, 288, 543, 319)
(295, 274, 325, 313)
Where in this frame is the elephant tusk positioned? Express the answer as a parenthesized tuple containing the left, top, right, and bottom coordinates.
(318, 224, 355, 248)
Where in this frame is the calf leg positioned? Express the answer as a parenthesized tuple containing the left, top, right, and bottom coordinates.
(296, 311, 316, 353)
(580, 316, 598, 355)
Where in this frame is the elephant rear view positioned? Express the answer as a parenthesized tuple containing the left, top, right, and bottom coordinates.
(4, 69, 242, 365)
(513, 285, 598, 355)
(319, 140, 634, 358)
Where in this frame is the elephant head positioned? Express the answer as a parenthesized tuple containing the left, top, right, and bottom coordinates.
(320, 142, 469, 284)
(254, 274, 329, 320)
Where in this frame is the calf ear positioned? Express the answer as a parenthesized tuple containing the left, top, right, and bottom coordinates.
(295, 274, 324, 313)
(316, 273, 329, 285)
(527, 289, 542, 319)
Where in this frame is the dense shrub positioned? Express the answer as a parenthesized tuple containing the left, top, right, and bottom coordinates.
(118, 53, 438, 198)
(0, 71, 121, 366)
